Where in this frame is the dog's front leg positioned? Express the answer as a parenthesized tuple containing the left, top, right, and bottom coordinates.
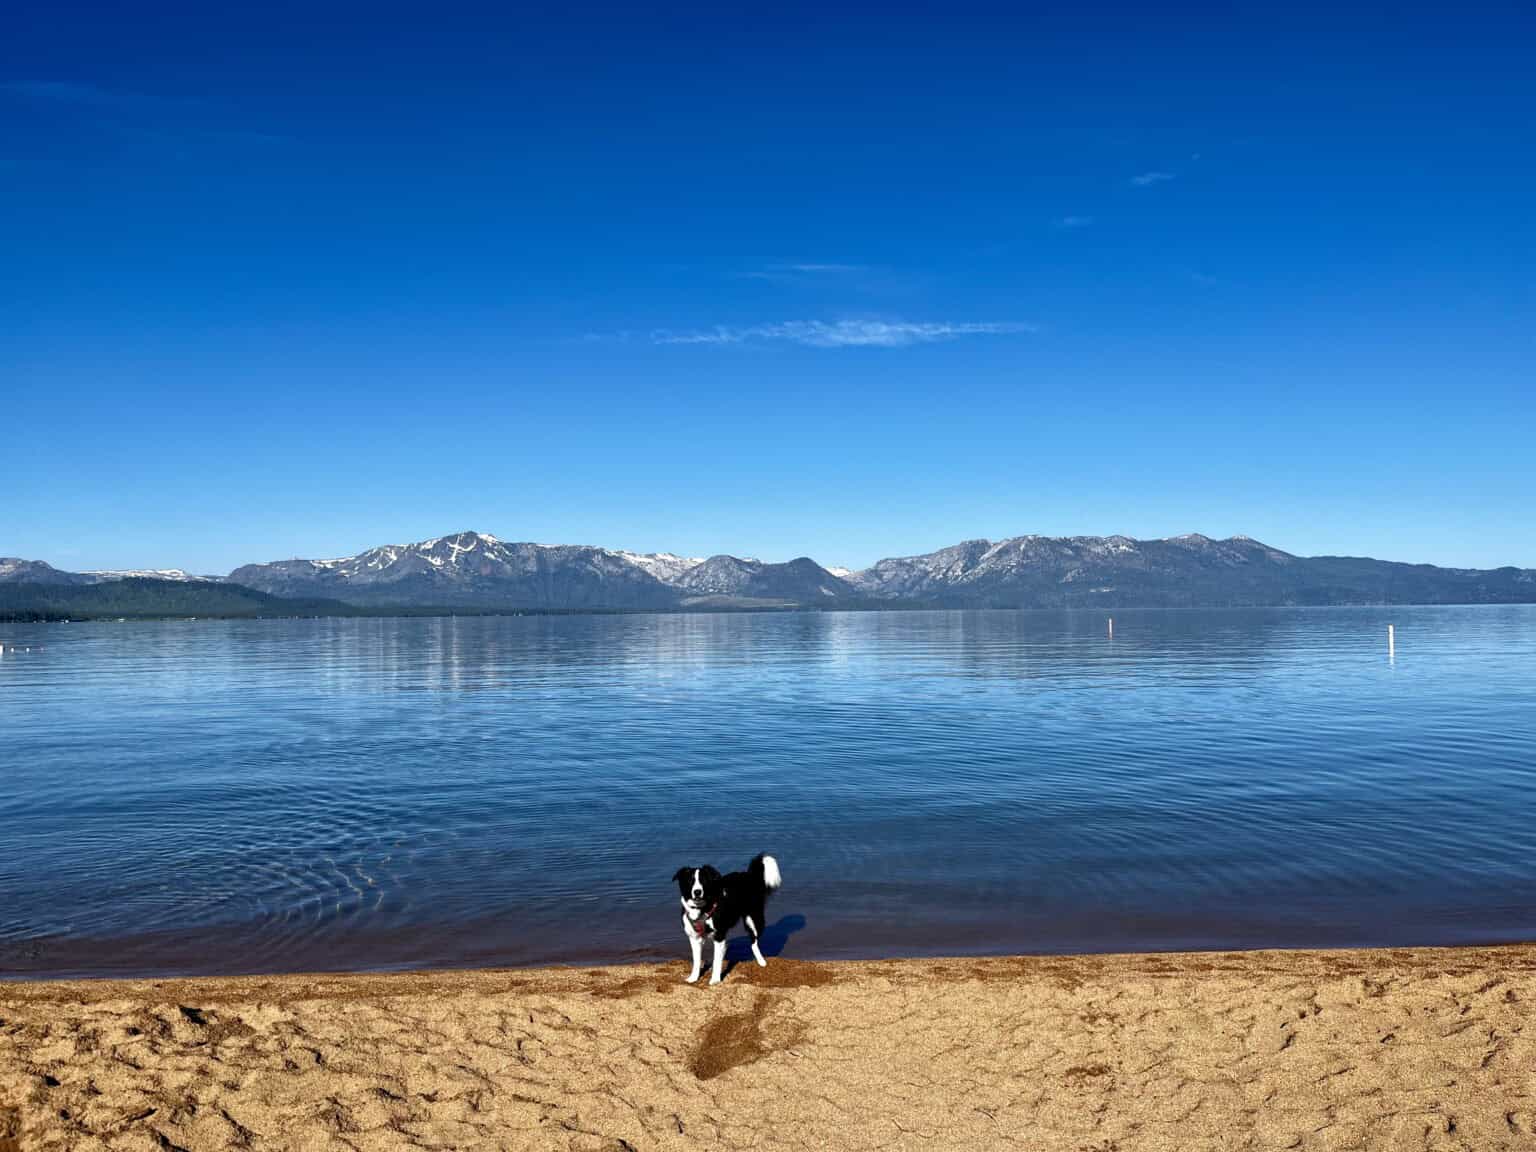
(684, 919, 703, 983)
(709, 937, 726, 985)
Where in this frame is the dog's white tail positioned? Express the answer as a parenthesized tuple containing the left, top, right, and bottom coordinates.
(761, 854, 781, 891)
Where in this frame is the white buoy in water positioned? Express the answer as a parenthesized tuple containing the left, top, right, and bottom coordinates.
(1108, 617, 1114, 638)
(1388, 623, 1395, 659)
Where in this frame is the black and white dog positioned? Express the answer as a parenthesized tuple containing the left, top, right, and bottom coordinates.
(672, 853, 782, 985)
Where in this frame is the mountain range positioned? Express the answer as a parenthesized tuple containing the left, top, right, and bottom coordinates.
(3, 530, 1535, 619)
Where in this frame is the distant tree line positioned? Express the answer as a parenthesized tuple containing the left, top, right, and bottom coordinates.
(0, 579, 360, 621)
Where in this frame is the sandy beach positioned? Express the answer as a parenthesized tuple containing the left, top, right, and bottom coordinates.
(4, 944, 1535, 1151)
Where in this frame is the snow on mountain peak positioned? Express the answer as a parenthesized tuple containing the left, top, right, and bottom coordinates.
(609, 550, 706, 583)
(83, 569, 219, 583)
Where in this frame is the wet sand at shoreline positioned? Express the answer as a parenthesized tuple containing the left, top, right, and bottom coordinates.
(4, 944, 1535, 1150)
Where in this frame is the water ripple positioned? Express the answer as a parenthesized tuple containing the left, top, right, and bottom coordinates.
(2, 606, 1535, 977)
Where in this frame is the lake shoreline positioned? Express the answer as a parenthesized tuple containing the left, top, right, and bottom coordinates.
(4, 942, 1534, 1150)
(8, 598, 1536, 624)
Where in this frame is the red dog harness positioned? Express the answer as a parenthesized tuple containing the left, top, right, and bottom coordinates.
(689, 903, 717, 937)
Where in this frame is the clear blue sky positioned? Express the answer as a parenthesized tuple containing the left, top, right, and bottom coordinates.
(4, 3, 1533, 574)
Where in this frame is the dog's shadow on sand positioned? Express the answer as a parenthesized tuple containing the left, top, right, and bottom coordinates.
(723, 914, 807, 976)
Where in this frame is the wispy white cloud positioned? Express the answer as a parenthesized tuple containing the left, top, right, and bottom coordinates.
(1130, 171, 1175, 187)
(644, 319, 1037, 348)
(737, 262, 869, 281)
(1053, 215, 1093, 230)
(1, 80, 167, 108)
(2, 80, 290, 146)
(780, 262, 865, 273)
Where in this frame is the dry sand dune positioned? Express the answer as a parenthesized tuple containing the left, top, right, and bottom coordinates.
(4, 945, 1536, 1151)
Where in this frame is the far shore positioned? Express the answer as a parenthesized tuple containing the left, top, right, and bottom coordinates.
(4, 943, 1533, 1150)
(8, 600, 1536, 627)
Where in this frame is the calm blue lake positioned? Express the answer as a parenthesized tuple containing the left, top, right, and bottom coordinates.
(2, 607, 1535, 979)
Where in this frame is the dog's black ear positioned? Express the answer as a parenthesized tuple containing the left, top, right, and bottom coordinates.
(672, 867, 691, 886)
(699, 865, 722, 883)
